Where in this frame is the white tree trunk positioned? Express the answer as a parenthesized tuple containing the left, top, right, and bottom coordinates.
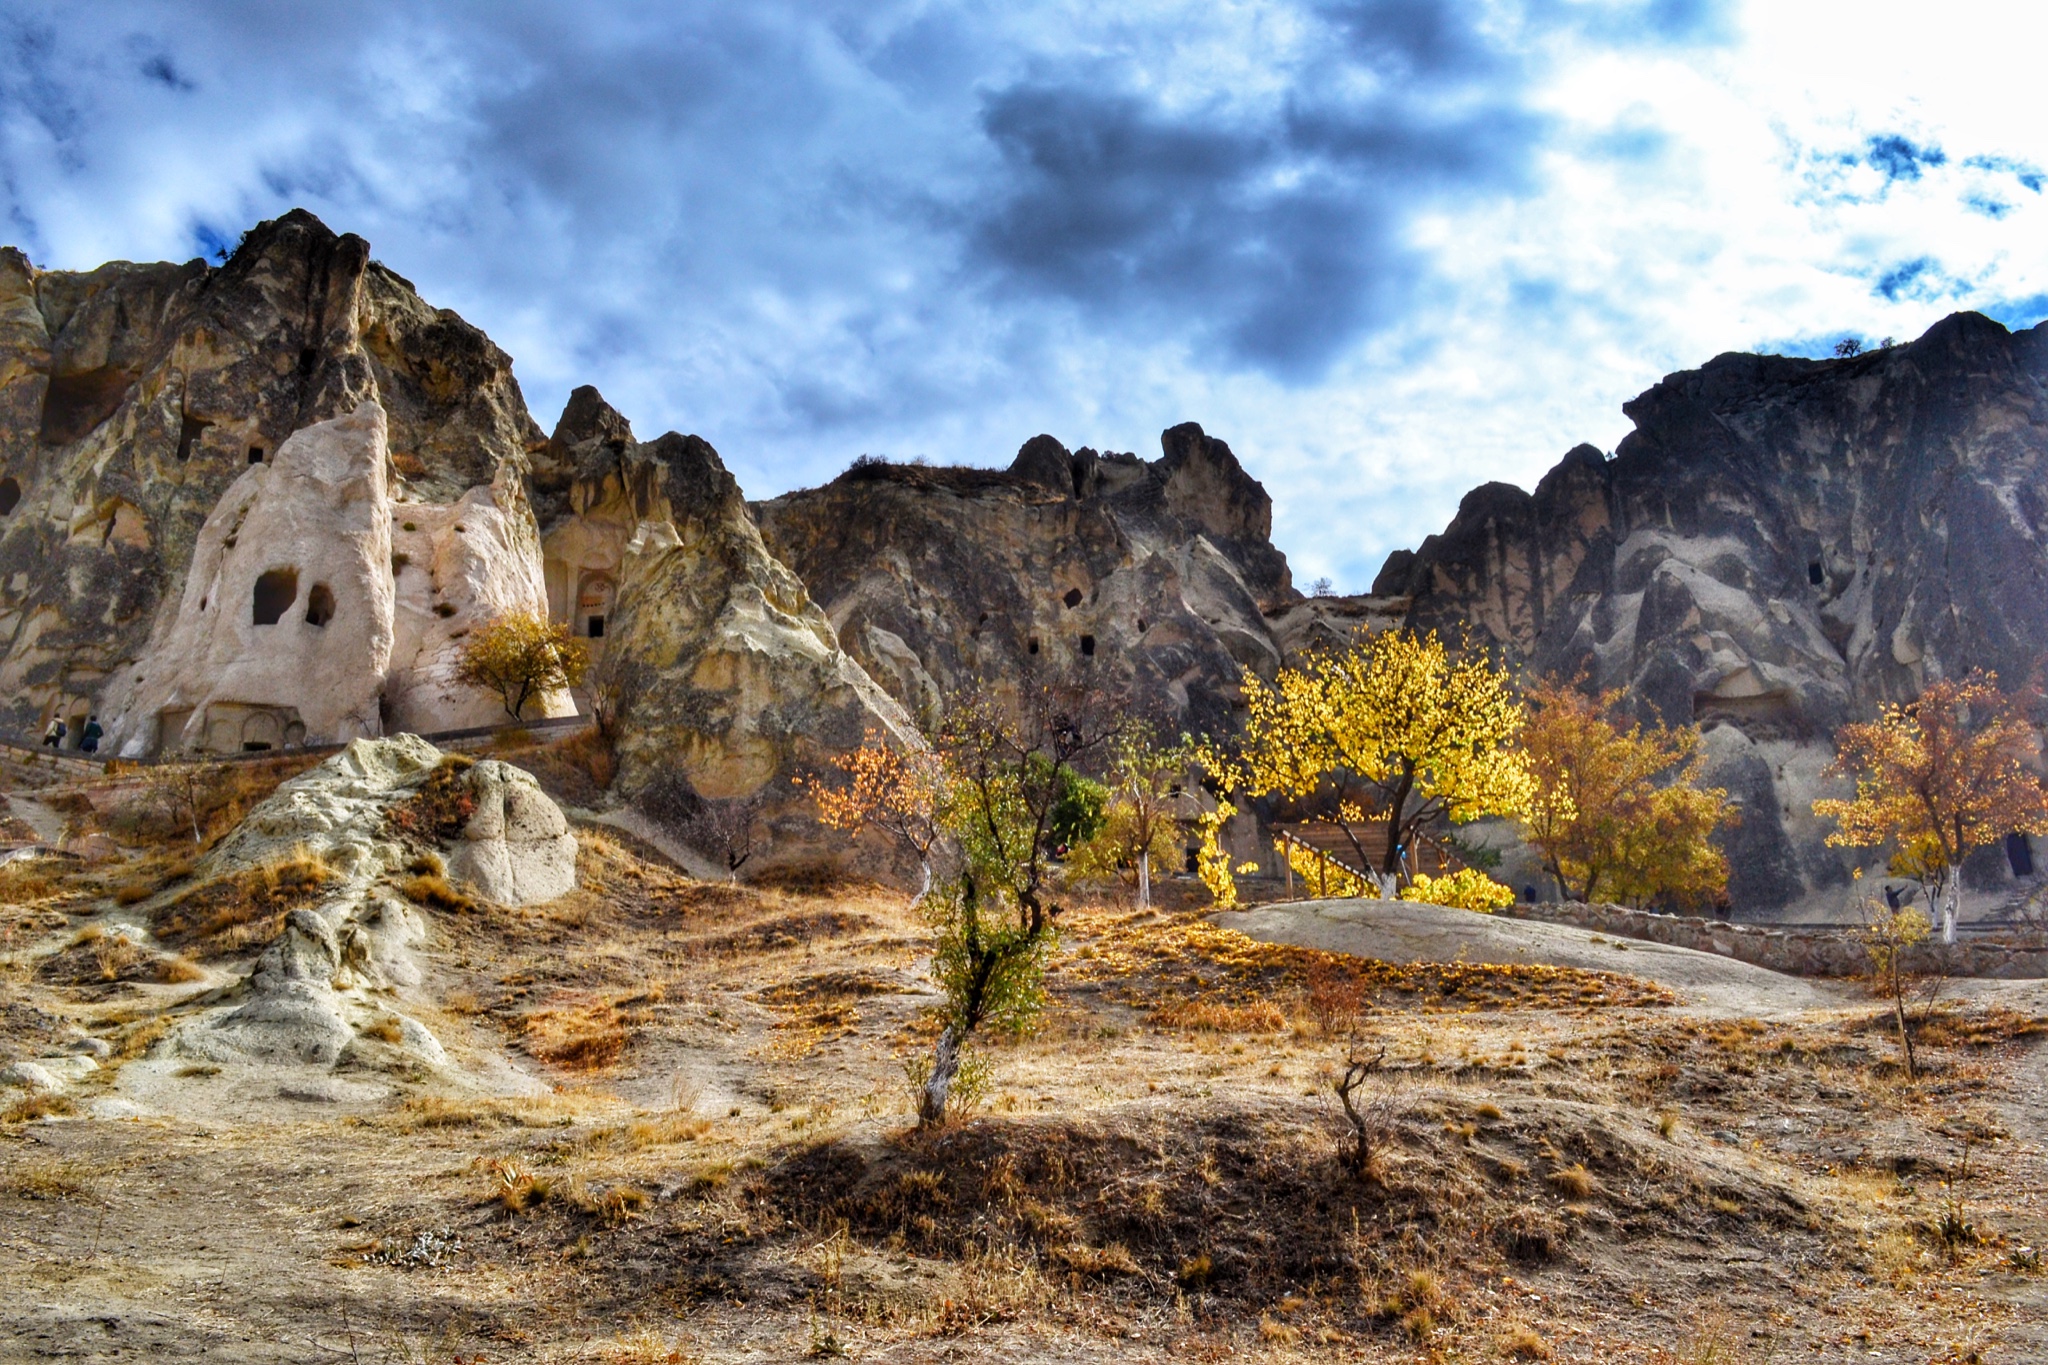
(911, 858, 932, 909)
(1943, 876, 1960, 945)
(919, 1024, 963, 1127)
(1375, 871, 1400, 901)
(1137, 851, 1151, 910)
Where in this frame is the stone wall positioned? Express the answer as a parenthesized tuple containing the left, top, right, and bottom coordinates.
(1501, 900, 2048, 979)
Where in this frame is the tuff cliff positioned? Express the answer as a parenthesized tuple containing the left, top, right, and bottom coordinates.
(1376, 313, 2048, 913)
(0, 209, 540, 742)
(754, 424, 1304, 737)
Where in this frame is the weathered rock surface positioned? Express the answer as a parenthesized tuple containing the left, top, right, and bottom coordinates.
(543, 390, 920, 809)
(0, 210, 543, 743)
(755, 423, 1299, 735)
(1377, 313, 2048, 913)
(174, 735, 574, 1069)
(97, 400, 565, 755)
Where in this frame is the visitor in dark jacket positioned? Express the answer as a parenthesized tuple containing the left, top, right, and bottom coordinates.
(79, 715, 103, 754)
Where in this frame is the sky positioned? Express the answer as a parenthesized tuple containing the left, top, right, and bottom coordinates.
(5, 1, 2048, 591)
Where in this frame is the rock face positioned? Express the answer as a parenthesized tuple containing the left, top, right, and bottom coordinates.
(755, 423, 1298, 735)
(0, 209, 545, 746)
(178, 736, 575, 1068)
(98, 400, 566, 756)
(1376, 313, 2048, 913)
(543, 390, 920, 806)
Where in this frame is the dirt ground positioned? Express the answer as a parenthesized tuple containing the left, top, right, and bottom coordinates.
(5, 774, 2048, 1363)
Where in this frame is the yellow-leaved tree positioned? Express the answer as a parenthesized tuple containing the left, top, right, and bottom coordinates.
(1521, 679, 1733, 909)
(1204, 628, 1534, 904)
(1814, 670, 2048, 943)
(454, 609, 589, 721)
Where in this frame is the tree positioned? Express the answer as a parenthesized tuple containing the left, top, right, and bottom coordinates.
(681, 794, 765, 882)
(1521, 679, 1733, 909)
(1219, 629, 1533, 900)
(454, 609, 590, 721)
(803, 730, 946, 904)
(915, 678, 1124, 1127)
(1834, 337, 1865, 358)
(1070, 724, 1196, 908)
(1814, 670, 2048, 943)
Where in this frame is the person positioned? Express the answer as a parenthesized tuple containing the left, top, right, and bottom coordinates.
(79, 715, 103, 754)
(42, 717, 65, 748)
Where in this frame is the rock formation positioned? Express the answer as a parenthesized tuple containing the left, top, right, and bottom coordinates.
(97, 400, 567, 756)
(175, 735, 575, 1069)
(541, 389, 920, 807)
(754, 423, 1298, 736)
(0, 209, 543, 745)
(1375, 313, 2048, 913)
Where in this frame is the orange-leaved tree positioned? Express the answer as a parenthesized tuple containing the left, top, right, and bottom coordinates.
(1813, 670, 2048, 943)
(803, 730, 946, 904)
(454, 609, 589, 720)
(1522, 679, 1733, 909)
(1215, 628, 1533, 901)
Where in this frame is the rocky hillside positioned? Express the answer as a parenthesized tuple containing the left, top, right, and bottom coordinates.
(1376, 313, 2048, 913)
(755, 426, 1308, 736)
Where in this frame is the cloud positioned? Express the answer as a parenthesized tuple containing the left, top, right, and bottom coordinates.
(3, 0, 2048, 595)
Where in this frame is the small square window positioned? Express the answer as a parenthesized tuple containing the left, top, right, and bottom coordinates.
(588, 615, 605, 638)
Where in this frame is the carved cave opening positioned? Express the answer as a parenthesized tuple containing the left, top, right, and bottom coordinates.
(0, 476, 18, 516)
(305, 583, 335, 628)
(1080, 634, 1096, 657)
(588, 615, 605, 638)
(252, 568, 299, 626)
(1807, 560, 1825, 587)
(2008, 832, 2035, 878)
(1063, 587, 1083, 608)
(176, 415, 211, 463)
(248, 446, 265, 465)
(40, 366, 136, 446)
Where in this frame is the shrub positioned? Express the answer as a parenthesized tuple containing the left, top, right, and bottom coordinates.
(1400, 867, 1516, 913)
(399, 874, 477, 914)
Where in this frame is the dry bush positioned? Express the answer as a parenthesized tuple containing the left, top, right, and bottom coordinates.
(3, 1092, 76, 1123)
(517, 728, 615, 806)
(1151, 997, 1288, 1033)
(1548, 1164, 1596, 1199)
(384, 756, 478, 844)
(590, 1330, 697, 1365)
(1496, 1322, 1551, 1359)
(0, 857, 72, 904)
(398, 873, 477, 914)
(7, 1158, 88, 1200)
(745, 859, 882, 898)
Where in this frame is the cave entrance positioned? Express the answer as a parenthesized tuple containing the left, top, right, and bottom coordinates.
(0, 476, 18, 516)
(304, 583, 335, 628)
(252, 568, 298, 625)
(2008, 832, 2035, 878)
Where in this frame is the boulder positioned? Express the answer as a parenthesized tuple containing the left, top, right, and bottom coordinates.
(173, 735, 573, 1070)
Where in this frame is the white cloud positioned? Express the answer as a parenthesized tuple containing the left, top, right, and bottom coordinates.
(3, 0, 2044, 594)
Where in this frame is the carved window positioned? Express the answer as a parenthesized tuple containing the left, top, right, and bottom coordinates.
(252, 568, 298, 625)
(588, 615, 605, 638)
(305, 583, 335, 627)
(1807, 560, 1824, 587)
(0, 476, 18, 516)
(1062, 587, 1083, 609)
(1080, 634, 1096, 657)
(1028, 637, 1040, 655)
(248, 446, 265, 465)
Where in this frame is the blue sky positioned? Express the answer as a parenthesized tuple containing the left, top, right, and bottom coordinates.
(5, 1, 2047, 591)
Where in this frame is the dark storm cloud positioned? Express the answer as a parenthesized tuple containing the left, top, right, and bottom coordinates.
(965, 1, 1573, 378)
(0, 0, 1734, 463)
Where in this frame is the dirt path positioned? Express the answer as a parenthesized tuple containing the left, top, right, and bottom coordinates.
(1217, 897, 1848, 1016)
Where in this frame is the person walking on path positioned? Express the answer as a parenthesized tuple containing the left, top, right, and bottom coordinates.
(42, 717, 65, 748)
(79, 715, 103, 755)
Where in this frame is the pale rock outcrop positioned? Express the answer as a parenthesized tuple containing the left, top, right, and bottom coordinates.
(106, 401, 396, 755)
(98, 401, 566, 756)
(174, 735, 575, 1069)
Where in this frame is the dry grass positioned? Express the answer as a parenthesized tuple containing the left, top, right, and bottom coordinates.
(1496, 1322, 1551, 1359)
(522, 994, 634, 1071)
(1548, 1163, 1596, 1199)
(2, 1092, 76, 1123)
(398, 873, 477, 914)
(1150, 997, 1289, 1033)
(149, 847, 337, 957)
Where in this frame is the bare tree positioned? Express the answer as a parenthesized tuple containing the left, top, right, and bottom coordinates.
(1334, 1049, 1398, 1179)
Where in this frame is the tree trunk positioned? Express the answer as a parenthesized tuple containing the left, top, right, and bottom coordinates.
(910, 859, 933, 909)
(1137, 851, 1151, 910)
(919, 1024, 964, 1127)
(1942, 877, 1960, 945)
